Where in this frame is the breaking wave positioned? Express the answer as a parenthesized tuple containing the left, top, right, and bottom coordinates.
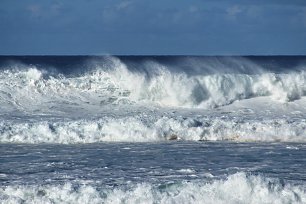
(0, 56, 306, 110)
(1, 56, 306, 143)
(1, 172, 305, 204)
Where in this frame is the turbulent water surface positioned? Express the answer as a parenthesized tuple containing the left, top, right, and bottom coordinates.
(0, 56, 306, 203)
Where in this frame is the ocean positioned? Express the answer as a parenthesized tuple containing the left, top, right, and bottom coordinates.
(0, 56, 306, 203)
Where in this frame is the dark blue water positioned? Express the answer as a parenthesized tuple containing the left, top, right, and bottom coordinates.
(1, 55, 306, 75)
(1, 142, 306, 187)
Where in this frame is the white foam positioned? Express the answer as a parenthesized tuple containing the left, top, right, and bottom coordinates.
(177, 168, 196, 174)
(1, 173, 305, 204)
(1, 57, 306, 144)
(1, 116, 306, 143)
(286, 146, 299, 150)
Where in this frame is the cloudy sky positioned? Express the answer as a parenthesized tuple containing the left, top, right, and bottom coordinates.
(1, 0, 306, 55)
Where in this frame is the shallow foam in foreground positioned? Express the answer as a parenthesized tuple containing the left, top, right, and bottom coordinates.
(1, 172, 305, 204)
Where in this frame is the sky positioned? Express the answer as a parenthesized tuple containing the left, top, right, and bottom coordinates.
(1, 0, 306, 55)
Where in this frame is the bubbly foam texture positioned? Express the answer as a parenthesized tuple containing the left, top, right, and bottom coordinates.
(1, 117, 306, 143)
(1, 57, 306, 110)
(1, 173, 305, 204)
(1, 57, 306, 143)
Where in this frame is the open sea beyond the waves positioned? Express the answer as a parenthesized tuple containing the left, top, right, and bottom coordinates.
(0, 55, 306, 203)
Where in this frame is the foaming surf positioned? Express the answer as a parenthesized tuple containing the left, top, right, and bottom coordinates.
(1, 56, 306, 143)
(1, 173, 305, 204)
(1, 56, 306, 204)
(1, 116, 306, 143)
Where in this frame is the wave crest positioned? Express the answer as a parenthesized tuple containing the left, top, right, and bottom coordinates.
(1, 57, 306, 110)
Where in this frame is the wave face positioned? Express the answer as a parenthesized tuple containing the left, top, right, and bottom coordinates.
(1, 56, 306, 143)
(1, 173, 305, 204)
